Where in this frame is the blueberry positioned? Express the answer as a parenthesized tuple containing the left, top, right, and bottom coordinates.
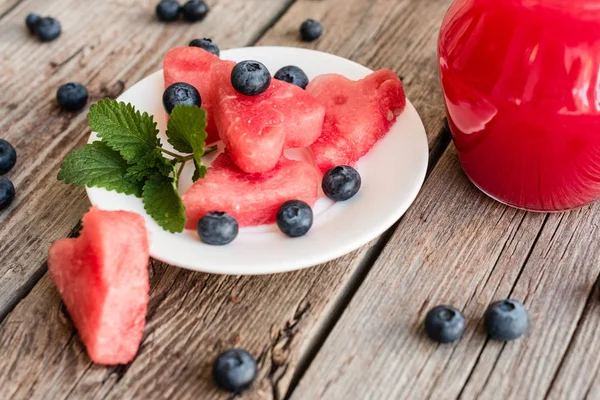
(197, 212, 238, 245)
(57, 83, 89, 112)
(484, 299, 529, 341)
(274, 65, 309, 89)
(300, 19, 323, 42)
(189, 38, 220, 56)
(230, 61, 271, 96)
(424, 305, 466, 344)
(156, 0, 180, 22)
(25, 13, 41, 34)
(35, 17, 61, 42)
(162, 82, 201, 114)
(322, 166, 361, 201)
(0, 140, 17, 175)
(213, 349, 257, 393)
(276, 200, 313, 238)
(182, 0, 209, 22)
(0, 177, 15, 211)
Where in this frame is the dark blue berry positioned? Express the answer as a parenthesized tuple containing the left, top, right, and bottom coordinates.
(274, 65, 309, 89)
(213, 349, 257, 393)
(25, 13, 41, 34)
(300, 19, 322, 42)
(156, 0, 181, 22)
(425, 305, 466, 344)
(162, 82, 201, 115)
(189, 38, 219, 56)
(57, 83, 88, 112)
(231, 61, 271, 96)
(182, 0, 209, 22)
(276, 200, 313, 238)
(35, 17, 61, 42)
(322, 166, 361, 201)
(0, 140, 17, 175)
(484, 299, 529, 341)
(197, 212, 238, 245)
(0, 177, 15, 211)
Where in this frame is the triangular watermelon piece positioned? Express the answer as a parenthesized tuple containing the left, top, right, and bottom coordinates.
(211, 62, 326, 173)
(306, 70, 406, 172)
(163, 47, 224, 144)
(48, 207, 150, 365)
(182, 152, 322, 228)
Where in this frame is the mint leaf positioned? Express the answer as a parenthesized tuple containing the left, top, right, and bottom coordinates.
(58, 141, 142, 196)
(142, 174, 186, 233)
(166, 105, 208, 182)
(89, 99, 160, 163)
(124, 149, 175, 182)
(192, 161, 208, 182)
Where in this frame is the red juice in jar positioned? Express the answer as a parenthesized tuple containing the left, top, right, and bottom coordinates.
(439, 0, 600, 211)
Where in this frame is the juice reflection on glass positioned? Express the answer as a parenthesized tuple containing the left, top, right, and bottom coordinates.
(439, 0, 600, 211)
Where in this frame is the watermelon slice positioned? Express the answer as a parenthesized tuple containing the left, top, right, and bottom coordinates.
(211, 62, 326, 173)
(163, 47, 223, 144)
(48, 207, 150, 365)
(182, 152, 322, 228)
(306, 70, 406, 172)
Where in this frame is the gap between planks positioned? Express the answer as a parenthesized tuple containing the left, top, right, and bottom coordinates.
(455, 215, 550, 399)
(0, 0, 26, 21)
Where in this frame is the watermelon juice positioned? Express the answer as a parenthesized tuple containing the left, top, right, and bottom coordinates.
(439, 0, 600, 211)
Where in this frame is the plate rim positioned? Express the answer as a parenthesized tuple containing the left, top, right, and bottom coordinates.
(86, 46, 429, 275)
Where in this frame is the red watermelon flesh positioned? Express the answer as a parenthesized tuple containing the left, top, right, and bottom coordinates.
(211, 62, 326, 173)
(182, 152, 322, 228)
(48, 207, 150, 365)
(163, 47, 223, 144)
(306, 70, 406, 172)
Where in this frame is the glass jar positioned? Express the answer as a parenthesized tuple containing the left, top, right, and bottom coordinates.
(439, 0, 600, 211)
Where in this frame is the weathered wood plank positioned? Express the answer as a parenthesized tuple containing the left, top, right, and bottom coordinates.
(456, 205, 600, 399)
(0, 0, 450, 399)
(0, 0, 293, 318)
(290, 145, 551, 399)
(546, 292, 600, 399)
(0, 0, 24, 19)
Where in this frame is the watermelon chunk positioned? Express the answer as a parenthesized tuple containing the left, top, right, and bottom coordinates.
(48, 207, 150, 365)
(163, 47, 223, 144)
(182, 152, 322, 228)
(306, 70, 406, 172)
(211, 62, 326, 173)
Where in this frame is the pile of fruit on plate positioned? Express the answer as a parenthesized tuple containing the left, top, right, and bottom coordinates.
(47, 40, 407, 392)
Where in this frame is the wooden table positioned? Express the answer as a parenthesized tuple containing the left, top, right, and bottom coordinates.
(1, 0, 599, 399)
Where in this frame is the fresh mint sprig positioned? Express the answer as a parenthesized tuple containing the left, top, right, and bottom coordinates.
(58, 100, 214, 233)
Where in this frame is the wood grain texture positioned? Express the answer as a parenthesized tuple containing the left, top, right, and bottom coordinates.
(458, 205, 600, 399)
(546, 291, 600, 399)
(0, 253, 363, 399)
(290, 145, 549, 399)
(0, 0, 451, 399)
(0, 0, 293, 318)
(290, 121, 600, 396)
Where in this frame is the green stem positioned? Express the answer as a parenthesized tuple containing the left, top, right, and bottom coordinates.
(161, 148, 185, 159)
(176, 160, 185, 184)
(180, 154, 194, 162)
(204, 144, 218, 156)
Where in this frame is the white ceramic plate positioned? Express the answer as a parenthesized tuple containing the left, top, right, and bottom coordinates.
(86, 46, 428, 275)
